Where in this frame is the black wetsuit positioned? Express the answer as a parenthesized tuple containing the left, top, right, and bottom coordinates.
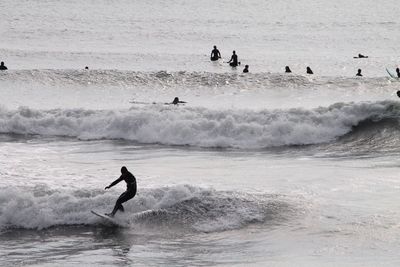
(229, 54, 238, 67)
(0, 65, 7, 70)
(210, 49, 220, 61)
(110, 171, 137, 214)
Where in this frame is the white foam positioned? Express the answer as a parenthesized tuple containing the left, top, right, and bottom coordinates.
(0, 101, 398, 149)
(0, 185, 280, 232)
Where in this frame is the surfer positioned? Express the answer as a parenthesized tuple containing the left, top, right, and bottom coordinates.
(104, 166, 137, 217)
(306, 66, 313, 74)
(356, 69, 362, 77)
(396, 68, 400, 78)
(0, 61, 8, 70)
(210, 45, 221, 61)
(171, 97, 186, 105)
(285, 66, 292, 73)
(227, 51, 240, 67)
(354, 53, 368, 58)
(243, 65, 249, 73)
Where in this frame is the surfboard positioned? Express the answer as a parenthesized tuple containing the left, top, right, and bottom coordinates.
(386, 68, 397, 78)
(91, 210, 118, 224)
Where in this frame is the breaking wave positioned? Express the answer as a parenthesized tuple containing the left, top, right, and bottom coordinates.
(0, 101, 399, 149)
(0, 185, 292, 232)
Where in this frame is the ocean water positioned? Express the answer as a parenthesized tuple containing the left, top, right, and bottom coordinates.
(1, 0, 400, 266)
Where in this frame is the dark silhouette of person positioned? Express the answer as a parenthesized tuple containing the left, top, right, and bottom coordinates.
(356, 69, 362, 76)
(85, 66, 89, 70)
(306, 67, 313, 74)
(396, 68, 400, 78)
(354, 53, 368, 58)
(105, 166, 137, 217)
(397, 91, 400, 98)
(0, 61, 8, 70)
(210, 46, 221, 61)
(228, 50, 239, 67)
(243, 65, 249, 73)
(285, 66, 292, 73)
(171, 97, 186, 105)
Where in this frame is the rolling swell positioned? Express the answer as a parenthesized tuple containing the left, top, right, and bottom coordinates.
(0, 101, 399, 149)
(323, 117, 400, 154)
(0, 69, 393, 89)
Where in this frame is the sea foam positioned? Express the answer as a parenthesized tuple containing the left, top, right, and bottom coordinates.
(0, 101, 398, 149)
(0, 185, 287, 232)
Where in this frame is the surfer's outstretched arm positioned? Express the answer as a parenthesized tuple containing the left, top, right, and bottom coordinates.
(105, 177, 123, 190)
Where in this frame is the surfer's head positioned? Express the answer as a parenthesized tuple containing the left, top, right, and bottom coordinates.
(0, 62, 4, 66)
(121, 166, 128, 174)
(213, 45, 217, 49)
(396, 68, 399, 73)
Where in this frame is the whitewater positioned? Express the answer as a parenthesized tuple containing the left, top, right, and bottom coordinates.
(1, 0, 400, 266)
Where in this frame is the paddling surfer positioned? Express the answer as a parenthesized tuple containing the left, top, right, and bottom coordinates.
(170, 97, 186, 105)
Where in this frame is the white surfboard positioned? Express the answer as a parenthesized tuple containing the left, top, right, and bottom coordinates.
(386, 68, 397, 79)
(91, 210, 118, 224)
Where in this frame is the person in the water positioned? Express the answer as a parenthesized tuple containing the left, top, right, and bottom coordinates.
(356, 69, 362, 76)
(227, 50, 240, 67)
(285, 66, 292, 73)
(306, 66, 313, 74)
(397, 90, 400, 98)
(396, 67, 400, 78)
(243, 65, 249, 73)
(0, 61, 8, 70)
(210, 46, 221, 61)
(354, 53, 368, 58)
(171, 97, 186, 105)
(105, 166, 137, 217)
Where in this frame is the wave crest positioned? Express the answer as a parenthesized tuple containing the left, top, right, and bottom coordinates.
(0, 185, 288, 232)
(0, 101, 399, 148)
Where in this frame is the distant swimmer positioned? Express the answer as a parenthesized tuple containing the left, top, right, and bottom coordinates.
(306, 66, 313, 74)
(356, 69, 363, 77)
(85, 66, 89, 70)
(227, 50, 240, 67)
(105, 166, 137, 217)
(171, 97, 186, 105)
(0, 61, 8, 70)
(243, 65, 249, 73)
(397, 91, 400, 98)
(397, 68, 400, 78)
(210, 45, 221, 61)
(285, 66, 292, 73)
(354, 53, 368, 58)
